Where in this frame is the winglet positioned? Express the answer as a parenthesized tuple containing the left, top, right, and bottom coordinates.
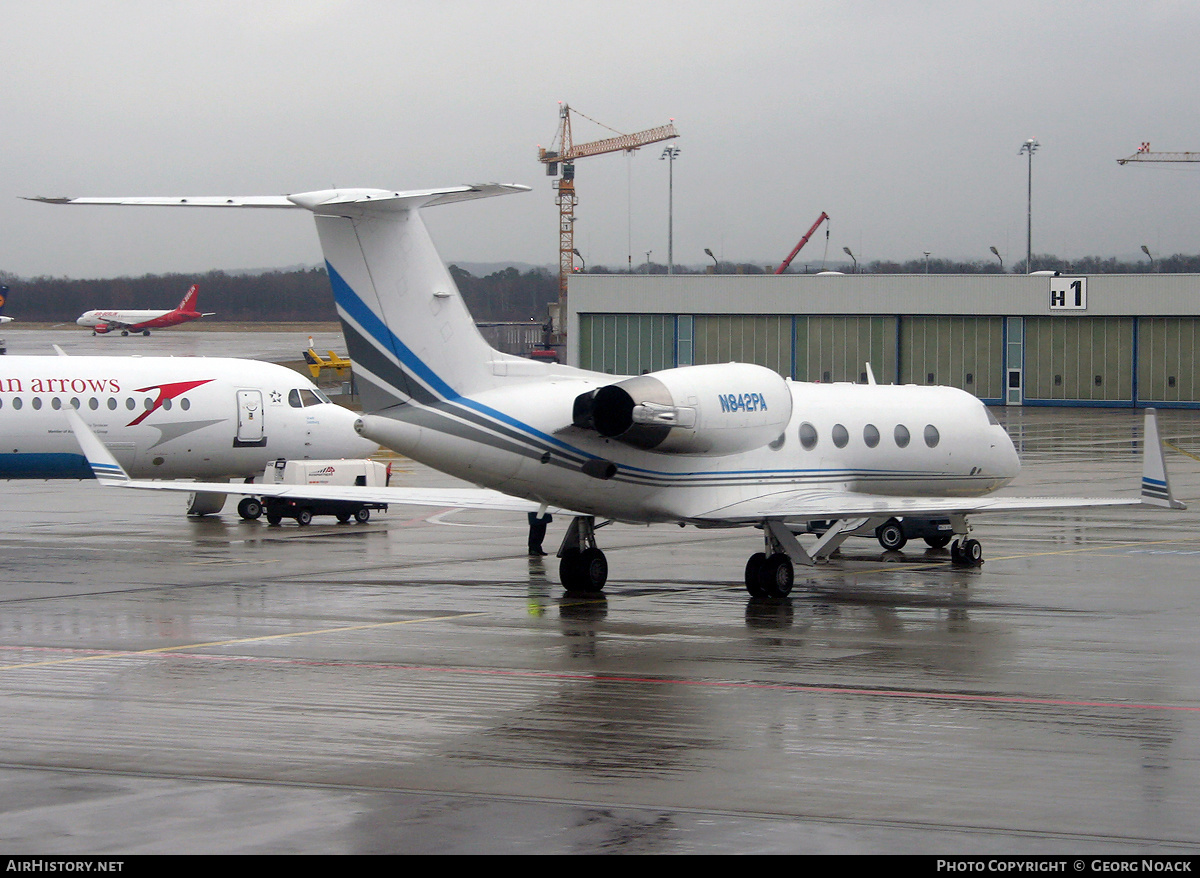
(65, 409, 131, 484)
(1141, 408, 1186, 509)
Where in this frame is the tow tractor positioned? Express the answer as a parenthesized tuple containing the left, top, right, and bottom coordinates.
(236, 459, 390, 525)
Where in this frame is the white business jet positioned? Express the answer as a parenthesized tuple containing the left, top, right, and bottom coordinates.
(35, 185, 1183, 595)
(2, 353, 376, 513)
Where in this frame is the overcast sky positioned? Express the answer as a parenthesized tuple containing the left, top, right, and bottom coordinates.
(3, 0, 1198, 280)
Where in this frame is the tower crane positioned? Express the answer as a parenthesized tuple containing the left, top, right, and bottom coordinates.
(538, 104, 679, 345)
(1117, 143, 1200, 164)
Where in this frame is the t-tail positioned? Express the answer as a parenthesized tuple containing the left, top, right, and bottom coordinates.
(27, 186, 530, 409)
(303, 186, 531, 410)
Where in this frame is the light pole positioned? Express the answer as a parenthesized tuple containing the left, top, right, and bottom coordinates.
(704, 247, 718, 273)
(660, 146, 681, 274)
(990, 245, 1003, 273)
(645, 250, 653, 274)
(842, 246, 857, 274)
(572, 248, 585, 272)
(1019, 137, 1039, 272)
(1141, 244, 1154, 272)
(923, 251, 931, 274)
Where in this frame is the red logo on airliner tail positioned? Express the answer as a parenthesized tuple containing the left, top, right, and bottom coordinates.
(126, 379, 215, 426)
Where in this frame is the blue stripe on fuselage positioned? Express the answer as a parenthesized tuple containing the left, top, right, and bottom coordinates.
(0, 453, 93, 480)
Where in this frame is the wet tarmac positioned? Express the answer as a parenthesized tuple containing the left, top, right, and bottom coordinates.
(0, 334, 1198, 853)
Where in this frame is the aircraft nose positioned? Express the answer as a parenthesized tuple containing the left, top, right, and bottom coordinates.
(993, 432, 1021, 483)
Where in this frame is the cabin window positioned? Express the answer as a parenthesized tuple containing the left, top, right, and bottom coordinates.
(769, 433, 786, 451)
(89, 398, 99, 410)
(12, 397, 21, 410)
(831, 424, 849, 448)
(108, 398, 117, 410)
(71, 398, 80, 410)
(32, 398, 42, 411)
(143, 398, 154, 410)
(924, 425, 940, 448)
(894, 424, 910, 448)
(126, 398, 136, 411)
(863, 424, 880, 448)
(799, 422, 818, 450)
(51, 398, 62, 410)
(180, 398, 190, 411)
(162, 399, 172, 411)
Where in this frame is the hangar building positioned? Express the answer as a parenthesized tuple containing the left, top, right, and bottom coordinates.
(566, 272, 1200, 408)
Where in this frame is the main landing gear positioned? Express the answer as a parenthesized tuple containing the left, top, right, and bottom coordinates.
(950, 537, 984, 567)
(558, 515, 610, 594)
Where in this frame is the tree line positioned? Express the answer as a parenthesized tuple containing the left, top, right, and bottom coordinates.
(0, 264, 560, 324)
(3, 252, 1197, 324)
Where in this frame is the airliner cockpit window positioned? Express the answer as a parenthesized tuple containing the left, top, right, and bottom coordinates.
(289, 388, 326, 407)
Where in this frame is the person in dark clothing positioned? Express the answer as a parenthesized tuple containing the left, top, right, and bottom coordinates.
(527, 511, 552, 555)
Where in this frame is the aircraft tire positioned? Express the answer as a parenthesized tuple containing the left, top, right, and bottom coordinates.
(962, 538, 983, 566)
(121, 330, 129, 337)
(759, 553, 794, 598)
(745, 552, 767, 596)
(142, 330, 150, 336)
(925, 535, 952, 549)
(237, 498, 263, 520)
(560, 547, 607, 593)
(876, 519, 907, 551)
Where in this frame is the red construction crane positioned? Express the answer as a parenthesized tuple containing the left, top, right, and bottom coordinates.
(537, 104, 679, 344)
(775, 212, 831, 274)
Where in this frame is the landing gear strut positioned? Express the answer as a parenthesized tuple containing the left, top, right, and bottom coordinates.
(558, 515, 609, 594)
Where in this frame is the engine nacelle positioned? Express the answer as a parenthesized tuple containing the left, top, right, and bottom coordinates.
(574, 363, 792, 455)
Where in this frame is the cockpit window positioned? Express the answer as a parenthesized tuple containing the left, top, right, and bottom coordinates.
(288, 388, 328, 408)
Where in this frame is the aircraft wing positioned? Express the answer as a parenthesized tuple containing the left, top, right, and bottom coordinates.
(64, 409, 576, 515)
(686, 489, 1143, 527)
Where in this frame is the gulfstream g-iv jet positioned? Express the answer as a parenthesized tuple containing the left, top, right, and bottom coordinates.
(33, 185, 1184, 597)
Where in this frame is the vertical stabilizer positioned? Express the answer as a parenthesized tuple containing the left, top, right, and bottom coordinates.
(177, 284, 199, 312)
(298, 186, 530, 411)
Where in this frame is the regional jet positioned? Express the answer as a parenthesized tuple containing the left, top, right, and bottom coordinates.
(77, 283, 214, 335)
(2, 353, 376, 514)
(34, 186, 1184, 595)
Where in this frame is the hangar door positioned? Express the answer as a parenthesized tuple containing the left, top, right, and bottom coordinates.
(1138, 318, 1200, 405)
(795, 316, 897, 384)
(692, 315, 792, 377)
(1023, 317, 1134, 403)
(898, 316, 1004, 401)
(577, 314, 675, 375)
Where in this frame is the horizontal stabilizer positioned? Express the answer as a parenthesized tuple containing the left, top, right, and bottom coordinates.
(27, 184, 530, 215)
